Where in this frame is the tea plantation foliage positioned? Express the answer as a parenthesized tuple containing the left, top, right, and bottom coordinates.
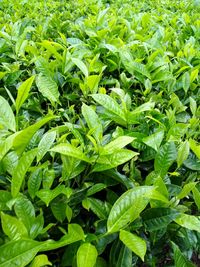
(0, 0, 200, 266)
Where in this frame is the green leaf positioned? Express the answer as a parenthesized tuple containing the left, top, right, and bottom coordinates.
(116, 245, 132, 267)
(72, 58, 88, 77)
(14, 197, 35, 234)
(120, 51, 150, 78)
(36, 185, 68, 206)
(172, 242, 195, 267)
(0, 225, 83, 267)
(101, 136, 135, 155)
(13, 115, 56, 154)
(94, 257, 107, 267)
(0, 191, 12, 211)
(11, 149, 37, 197)
(0, 239, 43, 267)
(87, 183, 107, 196)
(51, 200, 66, 222)
(177, 182, 197, 199)
(0, 96, 16, 132)
(189, 139, 200, 159)
(142, 130, 164, 151)
(91, 94, 126, 121)
(154, 142, 177, 177)
(36, 74, 60, 105)
(37, 131, 56, 162)
(42, 224, 85, 251)
(82, 104, 103, 141)
(107, 186, 154, 233)
(192, 187, 200, 210)
(174, 214, 200, 233)
(93, 149, 138, 172)
(28, 168, 43, 199)
(1, 212, 28, 240)
(15, 76, 35, 114)
(30, 254, 52, 267)
(77, 243, 98, 267)
(184, 154, 200, 170)
(50, 143, 90, 162)
(177, 140, 190, 168)
(120, 230, 146, 261)
(142, 208, 180, 231)
(87, 198, 109, 220)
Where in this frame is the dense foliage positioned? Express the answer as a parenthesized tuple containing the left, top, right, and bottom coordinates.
(0, 0, 200, 266)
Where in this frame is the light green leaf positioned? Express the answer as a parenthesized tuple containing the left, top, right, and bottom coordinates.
(142, 208, 180, 231)
(131, 101, 155, 115)
(182, 71, 190, 93)
(93, 149, 138, 172)
(174, 214, 200, 233)
(66, 204, 72, 222)
(0, 224, 84, 267)
(15, 76, 35, 114)
(0, 239, 43, 267)
(120, 230, 146, 261)
(189, 97, 197, 116)
(30, 254, 52, 267)
(82, 104, 103, 141)
(177, 140, 190, 168)
(154, 142, 177, 177)
(177, 182, 197, 199)
(36, 74, 60, 105)
(192, 187, 200, 210)
(189, 139, 200, 159)
(172, 242, 195, 267)
(0, 72, 6, 80)
(153, 176, 169, 199)
(72, 58, 88, 77)
(42, 224, 85, 251)
(50, 143, 90, 162)
(101, 136, 134, 155)
(87, 198, 109, 220)
(1, 212, 28, 240)
(0, 132, 19, 161)
(167, 123, 188, 142)
(107, 186, 154, 233)
(11, 149, 37, 197)
(142, 130, 164, 151)
(37, 131, 56, 162)
(86, 75, 100, 94)
(77, 243, 98, 267)
(190, 69, 198, 83)
(0, 96, 16, 132)
(13, 115, 56, 154)
(91, 94, 126, 121)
